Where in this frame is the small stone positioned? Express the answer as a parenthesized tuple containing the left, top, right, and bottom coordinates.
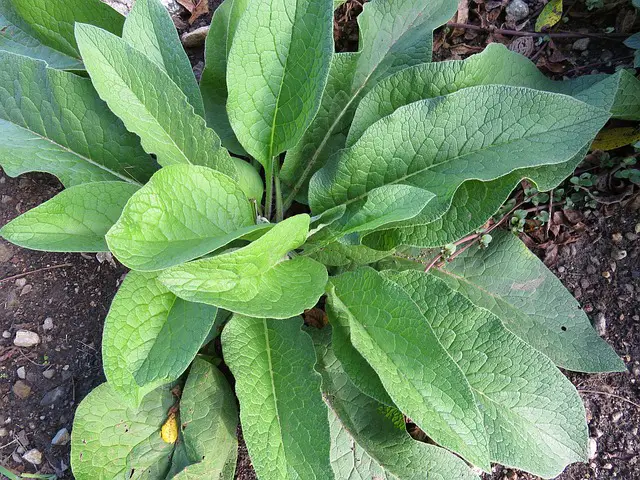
(12, 381, 31, 399)
(20, 284, 32, 296)
(612, 232, 623, 242)
(13, 330, 40, 347)
(0, 243, 13, 262)
(16, 366, 26, 379)
(42, 317, 54, 331)
(51, 428, 70, 446)
(595, 313, 607, 336)
(181, 26, 209, 48)
(611, 248, 627, 261)
(40, 386, 65, 406)
(580, 278, 590, 289)
(612, 411, 623, 423)
(557, 266, 566, 273)
(572, 38, 590, 51)
(506, 0, 529, 22)
(602, 270, 611, 279)
(42, 369, 55, 379)
(635, 223, 640, 234)
(22, 448, 42, 465)
(0, 428, 7, 437)
(588, 437, 598, 459)
(603, 463, 613, 470)
(626, 232, 638, 241)
(2, 330, 11, 338)
(11, 452, 22, 464)
(15, 277, 26, 288)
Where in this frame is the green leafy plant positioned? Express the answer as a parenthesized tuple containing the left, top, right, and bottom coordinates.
(0, 0, 637, 478)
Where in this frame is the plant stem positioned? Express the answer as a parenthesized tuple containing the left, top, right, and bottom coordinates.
(446, 22, 629, 40)
(265, 163, 274, 221)
(274, 158, 284, 222)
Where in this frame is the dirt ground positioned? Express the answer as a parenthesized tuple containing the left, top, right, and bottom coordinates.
(1, 0, 640, 479)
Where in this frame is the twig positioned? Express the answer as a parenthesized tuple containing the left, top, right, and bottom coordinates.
(0, 263, 73, 284)
(579, 389, 640, 410)
(522, 201, 565, 213)
(547, 189, 554, 236)
(445, 22, 628, 40)
(564, 55, 634, 75)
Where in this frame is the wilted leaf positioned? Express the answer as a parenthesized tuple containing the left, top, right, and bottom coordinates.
(536, 0, 563, 32)
(176, 0, 209, 24)
(591, 126, 640, 151)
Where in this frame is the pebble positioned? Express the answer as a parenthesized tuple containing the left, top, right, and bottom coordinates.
(611, 248, 627, 261)
(15, 278, 26, 288)
(0, 243, 12, 262)
(42, 317, 54, 331)
(181, 26, 209, 48)
(626, 232, 638, 241)
(40, 386, 65, 406)
(13, 330, 40, 347)
(12, 381, 31, 399)
(0, 428, 7, 437)
(612, 232, 623, 243)
(17, 366, 26, 379)
(2, 330, 11, 338)
(572, 38, 590, 51)
(506, 0, 529, 22)
(588, 437, 598, 459)
(636, 223, 640, 234)
(42, 369, 55, 379)
(51, 428, 70, 446)
(612, 411, 623, 423)
(595, 313, 607, 336)
(22, 448, 42, 465)
(20, 284, 32, 296)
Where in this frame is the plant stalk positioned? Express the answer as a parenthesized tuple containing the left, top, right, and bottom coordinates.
(274, 159, 284, 222)
(265, 162, 274, 220)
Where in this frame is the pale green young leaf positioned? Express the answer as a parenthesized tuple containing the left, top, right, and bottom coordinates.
(0, 182, 138, 252)
(103, 271, 218, 407)
(226, 0, 334, 167)
(222, 315, 332, 480)
(75, 24, 236, 178)
(310, 328, 479, 480)
(106, 165, 255, 271)
(384, 271, 589, 477)
(123, 0, 204, 117)
(200, 0, 249, 154)
(0, 51, 155, 187)
(160, 215, 328, 319)
(10, 0, 124, 58)
(328, 268, 491, 469)
(431, 231, 625, 373)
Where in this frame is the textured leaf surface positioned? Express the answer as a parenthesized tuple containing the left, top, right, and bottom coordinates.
(75, 24, 236, 177)
(0, 51, 154, 187)
(311, 328, 479, 480)
(10, 0, 124, 57)
(160, 215, 328, 319)
(308, 241, 395, 267)
(535, 0, 562, 32)
(200, 0, 249, 154)
(106, 165, 255, 271)
(0, 182, 138, 252)
(384, 270, 588, 477)
(280, 0, 458, 204)
(103, 271, 218, 407)
(432, 230, 625, 373)
(222, 315, 332, 480)
(123, 0, 204, 117)
(328, 267, 490, 468)
(226, 0, 334, 167)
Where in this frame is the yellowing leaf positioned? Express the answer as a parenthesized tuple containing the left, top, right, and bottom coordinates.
(535, 0, 563, 32)
(591, 126, 640, 151)
(161, 412, 178, 444)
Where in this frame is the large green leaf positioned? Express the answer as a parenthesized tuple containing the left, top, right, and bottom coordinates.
(310, 327, 479, 480)
(160, 215, 328, 319)
(200, 0, 249, 154)
(71, 359, 237, 480)
(122, 0, 204, 118)
(432, 230, 625, 373)
(280, 0, 458, 205)
(103, 271, 218, 407)
(0, 182, 138, 252)
(309, 85, 609, 249)
(328, 267, 491, 469)
(106, 165, 256, 271)
(0, 51, 155, 187)
(384, 270, 589, 478)
(75, 24, 236, 178)
(226, 0, 334, 168)
(10, 0, 124, 58)
(222, 315, 332, 480)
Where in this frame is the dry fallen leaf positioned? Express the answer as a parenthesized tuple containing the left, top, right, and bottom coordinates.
(177, 0, 209, 24)
(535, 0, 563, 32)
(161, 412, 179, 444)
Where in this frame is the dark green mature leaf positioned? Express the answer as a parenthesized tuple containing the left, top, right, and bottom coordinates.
(280, 0, 459, 205)
(200, 0, 249, 154)
(123, 0, 204, 117)
(432, 231, 625, 373)
(75, 24, 236, 178)
(226, 0, 334, 168)
(328, 267, 491, 469)
(106, 165, 256, 271)
(222, 315, 332, 480)
(309, 240, 395, 267)
(0, 51, 155, 187)
(10, 0, 124, 58)
(384, 271, 589, 477)
(160, 215, 328, 319)
(0, 182, 138, 252)
(309, 85, 609, 249)
(310, 327, 479, 480)
(103, 271, 218, 407)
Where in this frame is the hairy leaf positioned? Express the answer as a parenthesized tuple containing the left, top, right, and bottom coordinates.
(328, 267, 491, 469)
(308, 240, 396, 267)
(0, 51, 154, 187)
(311, 327, 479, 480)
(384, 271, 589, 477)
(222, 315, 332, 480)
(106, 165, 256, 271)
(0, 182, 138, 252)
(160, 215, 328, 319)
(75, 24, 236, 177)
(123, 0, 204, 117)
(431, 231, 625, 373)
(226, 0, 334, 168)
(103, 271, 218, 407)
